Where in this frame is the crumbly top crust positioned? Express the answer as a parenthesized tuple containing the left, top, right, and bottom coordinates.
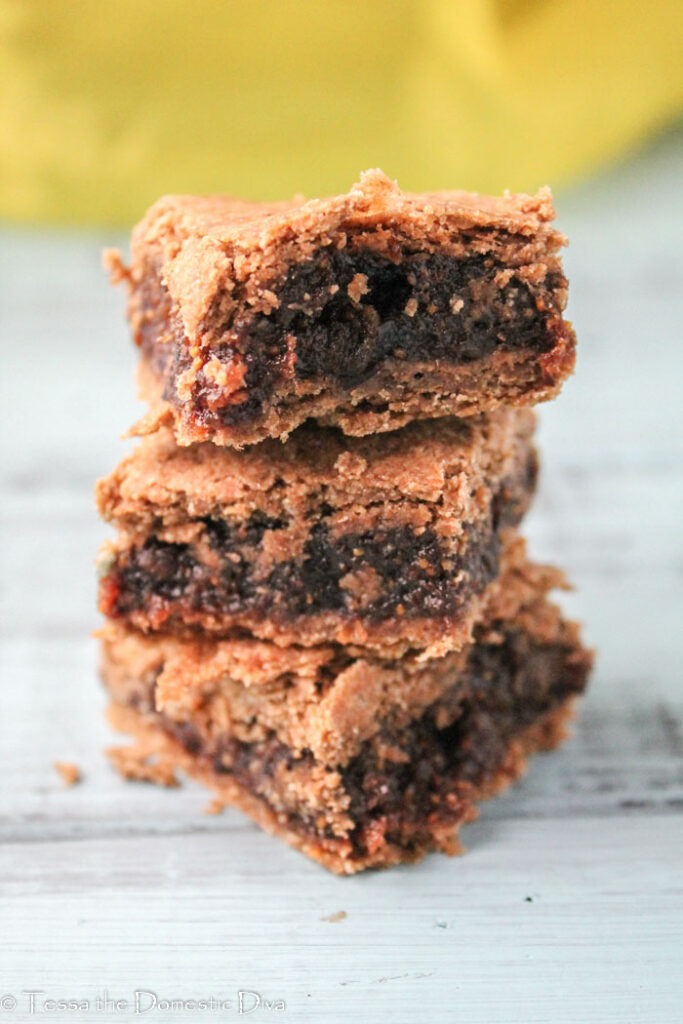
(106, 170, 566, 347)
(96, 407, 534, 531)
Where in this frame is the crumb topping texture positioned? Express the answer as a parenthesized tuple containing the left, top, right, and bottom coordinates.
(107, 171, 575, 447)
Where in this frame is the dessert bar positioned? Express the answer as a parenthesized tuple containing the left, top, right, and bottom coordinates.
(105, 170, 575, 447)
(97, 409, 537, 654)
(102, 546, 592, 873)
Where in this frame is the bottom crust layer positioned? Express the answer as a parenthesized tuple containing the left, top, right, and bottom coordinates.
(135, 345, 571, 448)
(106, 686, 582, 875)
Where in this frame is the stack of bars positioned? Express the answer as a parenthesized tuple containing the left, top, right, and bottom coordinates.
(97, 171, 592, 874)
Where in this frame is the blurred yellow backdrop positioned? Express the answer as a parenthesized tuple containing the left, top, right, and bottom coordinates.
(1, 0, 681, 225)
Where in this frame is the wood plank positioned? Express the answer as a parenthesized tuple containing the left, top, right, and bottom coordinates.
(1, 816, 681, 1024)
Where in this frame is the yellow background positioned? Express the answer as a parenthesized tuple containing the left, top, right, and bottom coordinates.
(1, 0, 681, 225)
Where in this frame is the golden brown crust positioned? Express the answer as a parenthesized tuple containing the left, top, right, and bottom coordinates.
(123, 171, 565, 344)
(99, 408, 534, 527)
(107, 170, 574, 447)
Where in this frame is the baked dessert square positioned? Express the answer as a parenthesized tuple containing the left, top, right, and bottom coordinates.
(97, 408, 537, 655)
(101, 543, 592, 873)
(105, 170, 575, 447)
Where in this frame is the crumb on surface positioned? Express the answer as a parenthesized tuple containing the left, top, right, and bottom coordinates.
(54, 761, 81, 786)
(203, 796, 226, 815)
(106, 744, 179, 787)
(320, 910, 347, 923)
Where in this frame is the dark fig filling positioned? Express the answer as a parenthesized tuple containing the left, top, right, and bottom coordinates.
(135, 244, 565, 429)
(129, 621, 589, 857)
(100, 458, 536, 631)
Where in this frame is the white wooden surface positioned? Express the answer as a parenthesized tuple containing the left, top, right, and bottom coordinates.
(1, 135, 682, 1023)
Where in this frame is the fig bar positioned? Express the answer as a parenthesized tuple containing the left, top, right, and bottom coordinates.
(101, 546, 592, 874)
(105, 170, 575, 448)
(97, 408, 537, 655)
